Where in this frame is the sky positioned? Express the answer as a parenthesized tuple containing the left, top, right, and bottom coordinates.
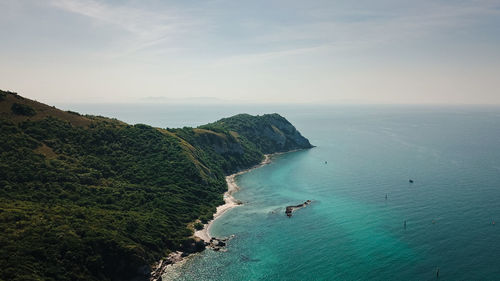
(1, 0, 499, 104)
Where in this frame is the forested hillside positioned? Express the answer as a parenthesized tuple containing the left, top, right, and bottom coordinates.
(0, 90, 312, 281)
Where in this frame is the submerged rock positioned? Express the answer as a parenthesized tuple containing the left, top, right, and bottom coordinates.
(285, 200, 312, 217)
(207, 235, 235, 251)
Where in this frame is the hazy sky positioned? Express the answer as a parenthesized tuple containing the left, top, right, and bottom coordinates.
(1, 0, 499, 104)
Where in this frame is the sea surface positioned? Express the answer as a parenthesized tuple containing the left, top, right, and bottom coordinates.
(58, 103, 500, 280)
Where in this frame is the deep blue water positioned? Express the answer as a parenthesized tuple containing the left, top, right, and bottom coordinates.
(58, 104, 500, 280)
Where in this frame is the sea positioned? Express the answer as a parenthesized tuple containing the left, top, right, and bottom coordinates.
(57, 103, 500, 280)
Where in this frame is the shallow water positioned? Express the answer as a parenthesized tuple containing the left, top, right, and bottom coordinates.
(61, 103, 500, 280)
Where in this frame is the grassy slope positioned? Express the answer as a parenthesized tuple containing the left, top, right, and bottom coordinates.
(0, 90, 312, 281)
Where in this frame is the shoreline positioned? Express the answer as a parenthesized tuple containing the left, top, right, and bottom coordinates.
(194, 154, 272, 242)
(152, 149, 307, 281)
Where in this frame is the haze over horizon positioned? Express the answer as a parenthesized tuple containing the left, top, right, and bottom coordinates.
(1, 0, 499, 105)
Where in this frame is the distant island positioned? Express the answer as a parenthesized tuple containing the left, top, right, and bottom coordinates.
(0, 90, 313, 281)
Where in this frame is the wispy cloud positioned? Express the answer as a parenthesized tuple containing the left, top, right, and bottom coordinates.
(50, 0, 198, 55)
(262, 1, 500, 44)
(210, 42, 362, 67)
(3, 0, 500, 104)
(47, 0, 500, 62)
(213, 0, 500, 65)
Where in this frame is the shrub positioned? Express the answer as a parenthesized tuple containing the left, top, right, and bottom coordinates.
(66, 110, 81, 116)
(11, 103, 36, 116)
(194, 222, 204, 230)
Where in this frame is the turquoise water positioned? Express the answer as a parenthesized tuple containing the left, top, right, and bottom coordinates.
(60, 104, 500, 280)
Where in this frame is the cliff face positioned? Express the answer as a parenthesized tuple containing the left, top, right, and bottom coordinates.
(0, 90, 313, 281)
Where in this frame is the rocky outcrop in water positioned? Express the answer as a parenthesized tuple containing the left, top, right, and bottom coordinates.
(149, 235, 235, 281)
(149, 251, 183, 281)
(208, 235, 235, 251)
(149, 238, 206, 281)
(285, 200, 312, 217)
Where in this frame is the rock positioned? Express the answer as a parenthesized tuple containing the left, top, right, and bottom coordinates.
(181, 238, 206, 254)
(285, 200, 313, 217)
(150, 255, 180, 281)
(207, 235, 233, 251)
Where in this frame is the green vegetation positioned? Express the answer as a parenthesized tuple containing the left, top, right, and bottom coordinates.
(0, 91, 312, 281)
(66, 110, 81, 116)
(194, 222, 204, 230)
(201, 113, 313, 154)
(11, 103, 36, 116)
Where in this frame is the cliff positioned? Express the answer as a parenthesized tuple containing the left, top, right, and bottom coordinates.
(0, 90, 312, 281)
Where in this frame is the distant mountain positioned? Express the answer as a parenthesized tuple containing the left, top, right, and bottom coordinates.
(139, 96, 226, 104)
(0, 89, 312, 281)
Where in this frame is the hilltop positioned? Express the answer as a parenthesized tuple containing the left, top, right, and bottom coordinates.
(0, 90, 312, 281)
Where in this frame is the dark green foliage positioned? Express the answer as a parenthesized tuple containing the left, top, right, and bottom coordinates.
(0, 102, 312, 281)
(0, 89, 19, 101)
(194, 222, 204, 230)
(66, 110, 81, 116)
(172, 127, 263, 174)
(201, 113, 313, 154)
(0, 118, 225, 281)
(11, 103, 36, 116)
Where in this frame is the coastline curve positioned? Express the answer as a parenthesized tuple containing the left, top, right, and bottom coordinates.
(194, 154, 272, 242)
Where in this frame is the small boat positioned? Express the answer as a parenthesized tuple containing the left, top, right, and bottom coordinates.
(409, 179, 414, 183)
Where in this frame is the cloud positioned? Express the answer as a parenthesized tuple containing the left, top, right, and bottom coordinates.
(263, 0, 500, 43)
(211, 0, 500, 65)
(49, 0, 197, 55)
(47, 0, 500, 61)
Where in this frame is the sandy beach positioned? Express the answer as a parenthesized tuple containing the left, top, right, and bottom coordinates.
(194, 154, 272, 242)
(154, 154, 273, 281)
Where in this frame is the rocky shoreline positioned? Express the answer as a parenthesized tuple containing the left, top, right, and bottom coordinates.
(149, 236, 234, 281)
(193, 153, 275, 243)
(150, 150, 307, 281)
(150, 155, 273, 281)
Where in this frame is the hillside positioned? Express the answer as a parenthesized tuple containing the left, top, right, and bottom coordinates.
(0, 90, 313, 281)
